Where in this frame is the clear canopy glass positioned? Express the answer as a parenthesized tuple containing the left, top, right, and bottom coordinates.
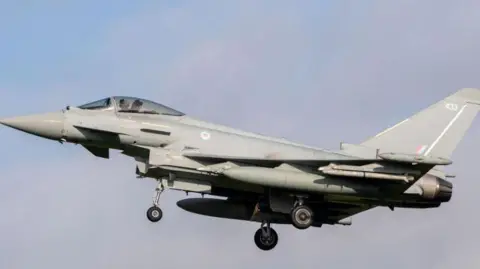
(78, 98, 113, 110)
(78, 97, 184, 116)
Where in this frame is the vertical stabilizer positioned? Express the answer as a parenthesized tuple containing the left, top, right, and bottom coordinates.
(359, 88, 480, 159)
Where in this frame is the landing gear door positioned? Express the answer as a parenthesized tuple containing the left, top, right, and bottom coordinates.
(269, 191, 294, 214)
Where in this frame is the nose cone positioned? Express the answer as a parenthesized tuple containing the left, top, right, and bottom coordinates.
(0, 112, 64, 140)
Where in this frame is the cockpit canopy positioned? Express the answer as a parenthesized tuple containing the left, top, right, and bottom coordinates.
(78, 98, 113, 111)
(78, 96, 185, 116)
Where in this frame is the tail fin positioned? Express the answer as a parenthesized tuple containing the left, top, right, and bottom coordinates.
(360, 88, 480, 159)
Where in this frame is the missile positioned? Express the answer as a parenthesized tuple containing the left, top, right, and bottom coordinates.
(222, 166, 380, 195)
(321, 168, 414, 182)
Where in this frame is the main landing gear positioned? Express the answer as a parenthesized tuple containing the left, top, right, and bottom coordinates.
(146, 182, 164, 222)
(254, 221, 278, 251)
(290, 198, 314, 230)
(252, 196, 314, 250)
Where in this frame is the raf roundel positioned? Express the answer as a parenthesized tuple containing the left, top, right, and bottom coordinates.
(200, 131, 211, 140)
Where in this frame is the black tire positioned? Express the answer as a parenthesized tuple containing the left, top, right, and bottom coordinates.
(254, 227, 278, 251)
(291, 205, 314, 230)
(146, 206, 163, 222)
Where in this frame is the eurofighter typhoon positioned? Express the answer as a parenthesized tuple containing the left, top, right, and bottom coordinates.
(1, 89, 478, 250)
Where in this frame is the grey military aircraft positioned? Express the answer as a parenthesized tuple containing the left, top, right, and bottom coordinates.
(1, 88, 478, 251)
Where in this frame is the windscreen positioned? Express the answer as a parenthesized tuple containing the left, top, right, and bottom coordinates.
(78, 98, 113, 110)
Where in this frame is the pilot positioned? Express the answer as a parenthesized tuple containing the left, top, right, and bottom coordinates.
(131, 99, 143, 111)
(119, 99, 130, 110)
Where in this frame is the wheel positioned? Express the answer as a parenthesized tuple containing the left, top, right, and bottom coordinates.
(146, 206, 163, 222)
(254, 227, 278, 251)
(291, 205, 314, 230)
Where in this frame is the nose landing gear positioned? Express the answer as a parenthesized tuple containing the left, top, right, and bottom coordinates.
(146, 206, 163, 222)
(146, 182, 164, 223)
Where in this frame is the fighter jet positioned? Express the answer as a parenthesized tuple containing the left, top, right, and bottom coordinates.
(1, 89, 478, 251)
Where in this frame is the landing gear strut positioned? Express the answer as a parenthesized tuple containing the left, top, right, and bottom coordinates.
(254, 221, 278, 251)
(290, 198, 314, 230)
(146, 182, 164, 222)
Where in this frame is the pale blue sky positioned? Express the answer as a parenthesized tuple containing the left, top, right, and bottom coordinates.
(1, 1, 480, 268)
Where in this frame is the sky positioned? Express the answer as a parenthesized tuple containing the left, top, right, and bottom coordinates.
(1, 1, 480, 268)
